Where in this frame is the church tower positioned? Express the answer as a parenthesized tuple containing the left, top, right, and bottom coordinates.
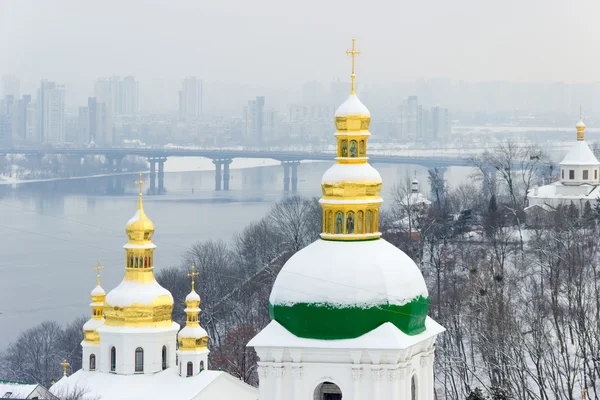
(96, 174, 180, 375)
(177, 265, 210, 377)
(81, 261, 106, 372)
(559, 111, 600, 186)
(249, 39, 445, 400)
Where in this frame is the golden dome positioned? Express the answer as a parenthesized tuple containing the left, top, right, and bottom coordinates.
(334, 94, 371, 133)
(125, 194, 155, 243)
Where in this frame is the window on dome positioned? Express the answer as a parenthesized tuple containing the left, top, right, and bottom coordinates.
(341, 140, 348, 157)
(110, 347, 116, 372)
(162, 346, 167, 370)
(200, 361, 205, 372)
(366, 210, 373, 234)
(357, 211, 364, 234)
(359, 140, 365, 156)
(349, 140, 357, 157)
(584, 170, 589, 180)
(335, 212, 344, 234)
(89, 354, 96, 371)
(561, 170, 564, 179)
(346, 211, 355, 234)
(135, 347, 144, 372)
(187, 361, 193, 377)
(411, 374, 417, 400)
(569, 170, 575, 180)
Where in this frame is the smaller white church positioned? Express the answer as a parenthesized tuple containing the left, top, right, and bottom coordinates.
(528, 116, 600, 210)
(50, 177, 257, 400)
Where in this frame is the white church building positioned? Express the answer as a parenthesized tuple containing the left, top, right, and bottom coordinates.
(50, 178, 257, 400)
(528, 116, 600, 210)
(248, 39, 445, 400)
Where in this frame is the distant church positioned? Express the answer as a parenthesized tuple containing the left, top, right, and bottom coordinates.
(248, 38, 444, 400)
(528, 115, 600, 210)
(50, 177, 257, 400)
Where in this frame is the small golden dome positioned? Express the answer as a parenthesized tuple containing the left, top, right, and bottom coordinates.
(125, 194, 155, 243)
(334, 94, 371, 133)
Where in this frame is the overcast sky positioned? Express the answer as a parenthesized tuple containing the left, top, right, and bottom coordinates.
(2, 0, 600, 102)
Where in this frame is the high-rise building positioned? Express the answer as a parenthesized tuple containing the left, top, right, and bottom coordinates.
(121, 76, 138, 117)
(431, 106, 450, 139)
(178, 77, 203, 120)
(243, 96, 265, 143)
(2, 75, 20, 98)
(78, 106, 89, 144)
(0, 95, 15, 146)
(87, 97, 113, 145)
(95, 76, 138, 118)
(36, 80, 65, 145)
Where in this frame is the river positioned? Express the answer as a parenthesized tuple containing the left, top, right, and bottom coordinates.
(0, 158, 472, 346)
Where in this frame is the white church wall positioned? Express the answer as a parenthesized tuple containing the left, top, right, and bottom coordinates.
(82, 342, 99, 372)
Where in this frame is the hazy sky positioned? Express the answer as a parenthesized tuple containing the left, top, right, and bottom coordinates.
(2, 0, 600, 101)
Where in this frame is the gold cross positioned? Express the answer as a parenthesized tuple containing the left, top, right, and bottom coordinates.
(580, 105, 583, 120)
(346, 37, 360, 95)
(134, 173, 147, 196)
(92, 259, 104, 286)
(60, 359, 70, 377)
(187, 265, 200, 292)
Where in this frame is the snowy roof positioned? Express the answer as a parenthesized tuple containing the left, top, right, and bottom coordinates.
(321, 163, 382, 185)
(0, 381, 39, 399)
(105, 279, 173, 307)
(248, 318, 444, 350)
(179, 325, 208, 339)
(186, 290, 200, 302)
(577, 119, 586, 128)
(50, 368, 257, 400)
(399, 192, 431, 207)
(528, 181, 600, 201)
(82, 318, 104, 331)
(269, 238, 428, 308)
(91, 285, 105, 296)
(335, 94, 370, 117)
(559, 141, 600, 166)
(123, 243, 157, 249)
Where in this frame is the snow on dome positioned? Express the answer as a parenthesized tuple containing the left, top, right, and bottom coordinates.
(186, 290, 200, 302)
(127, 209, 143, 225)
(91, 285, 106, 296)
(577, 119, 586, 128)
(106, 279, 173, 307)
(270, 239, 427, 308)
(560, 141, 600, 166)
(83, 318, 104, 331)
(321, 163, 382, 185)
(179, 325, 208, 339)
(335, 94, 370, 117)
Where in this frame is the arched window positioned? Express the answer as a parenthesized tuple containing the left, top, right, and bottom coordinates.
(365, 210, 373, 234)
(359, 140, 365, 157)
(411, 374, 417, 400)
(162, 346, 167, 370)
(135, 347, 144, 372)
(357, 211, 364, 234)
(346, 211, 355, 234)
(583, 170, 589, 180)
(89, 354, 96, 371)
(314, 382, 342, 400)
(187, 361, 193, 377)
(341, 140, 348, 157)
(200, 361, 204, 372)
(335, 211, 344, 234)
(561, 169, 564, 179)
(110, 347, 116, 372)
(349, 140, 358, 157)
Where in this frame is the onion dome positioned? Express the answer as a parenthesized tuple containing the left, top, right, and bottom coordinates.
(178, 266, 209, 351)
(83, 261, 106, 344)
(269, 38, 430, 340)
(104, 174, 174, 328)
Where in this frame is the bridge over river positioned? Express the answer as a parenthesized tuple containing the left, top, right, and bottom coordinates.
(0, 147, 475, 193)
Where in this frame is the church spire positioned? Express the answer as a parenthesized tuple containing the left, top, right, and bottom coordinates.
(320, 38, 382, 241)
(82, 260, 105, 345)
(178, 265, 208, 351)
(577, 106, 586, 141)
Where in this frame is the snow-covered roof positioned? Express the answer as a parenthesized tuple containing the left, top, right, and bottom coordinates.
(105, 279, 173, 307)
(335, 94, 370, 117)
(50, 368, 257, 400)
(560, 141, 600, 166)
(179, 325, 208, 339)
(186, 290, 200, 302)
(399, 192, 431, 207)
(91, 285, 105, 296)
(0, 381, 40, 399)
(269, 238, 428, 308)
(248, 318, 444, 350)
(528, 181, 600, 201)
(321, 163, 382, 185)
(82, 318, 104, 331)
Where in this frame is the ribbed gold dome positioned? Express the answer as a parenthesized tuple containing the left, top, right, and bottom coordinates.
(125, 194, 155, 243)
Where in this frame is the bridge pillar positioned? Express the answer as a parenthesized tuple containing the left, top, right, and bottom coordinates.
(106, 156, 115, 172)
(282, 162, 290, 192)
(213, 160, 222, 191)
(148, 158, 156, 194)
(115, 157, 123, 173)
(222, 159, 232, 191)
(291, 161, 299, 193)
(158, 158, 166, 194)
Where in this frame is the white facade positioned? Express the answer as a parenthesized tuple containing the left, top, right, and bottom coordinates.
(36, 80, 65, 144)
(95, 324, 179, 375)
(249, 320, 444, 400)
(177, 348, 209, 377)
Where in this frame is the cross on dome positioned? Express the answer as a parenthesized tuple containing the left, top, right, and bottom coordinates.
(134, 173, 148, 208)
(93, 259, 104, 286)
(346, 37, 360, 95)
(187, 265, 200, 292)
(60, 359, 70, 377)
